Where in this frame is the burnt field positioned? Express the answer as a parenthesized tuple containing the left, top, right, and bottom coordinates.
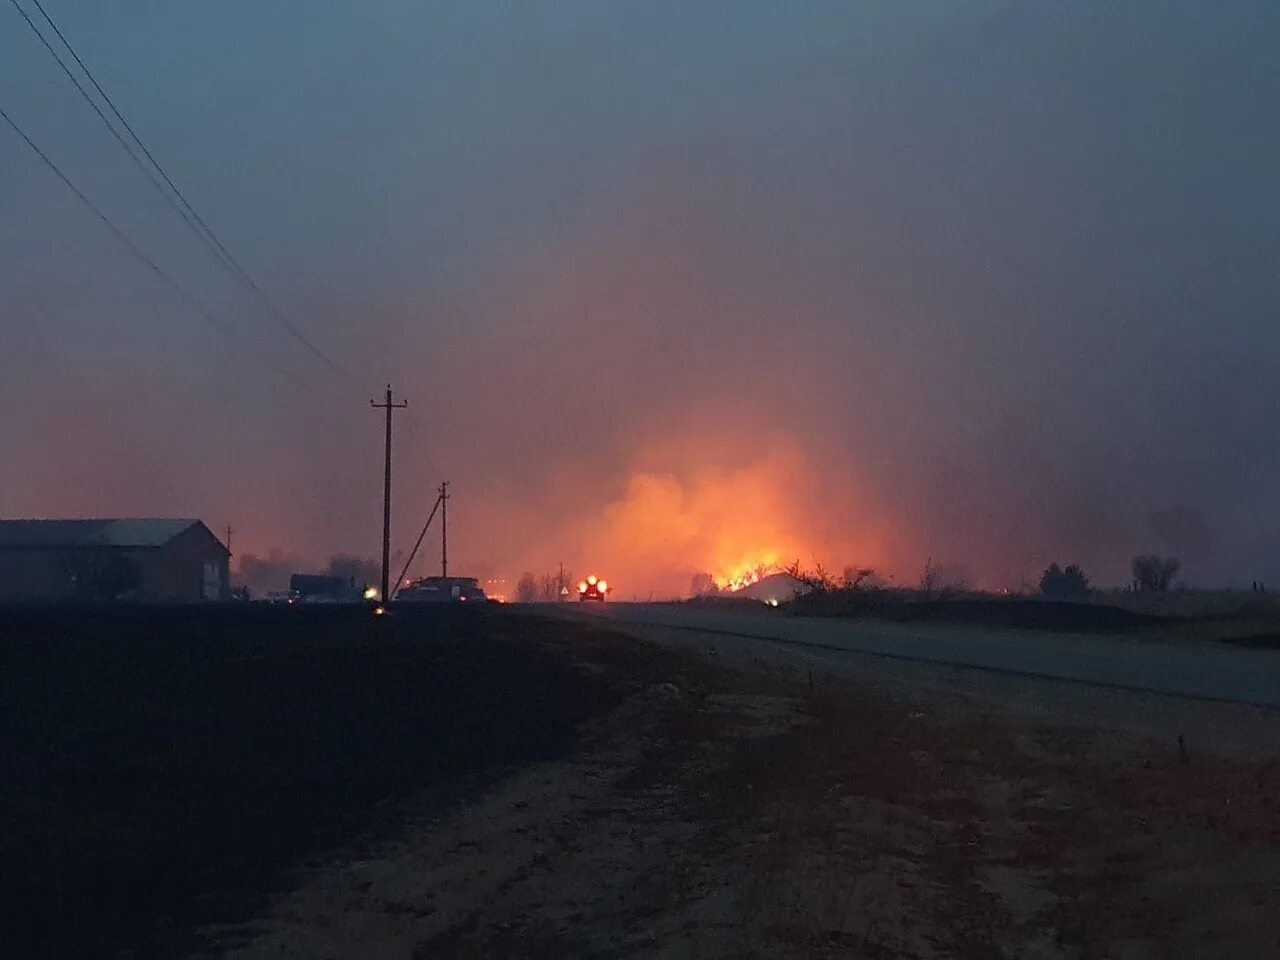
(0, 604, 621, 957)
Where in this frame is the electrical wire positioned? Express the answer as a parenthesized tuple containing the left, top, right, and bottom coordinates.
(400, 409, 446, 488)
(9, 0, 358, 384)
(0, 101, 321, 395)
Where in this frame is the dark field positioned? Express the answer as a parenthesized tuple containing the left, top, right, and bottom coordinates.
(786, 593, 1171, 631)
(0, 604, 621, 957)
(782, 592, 1280, 646)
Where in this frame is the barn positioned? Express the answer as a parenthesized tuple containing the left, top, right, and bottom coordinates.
(0, 519, 230, 603)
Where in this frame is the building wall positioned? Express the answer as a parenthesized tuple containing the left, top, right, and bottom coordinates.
(137, 524, 229, 601)
(0, 550, 76, 601)
(0, 524, 229, 602)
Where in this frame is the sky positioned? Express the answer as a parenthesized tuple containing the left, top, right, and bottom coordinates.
(2, 1, 1278, 596)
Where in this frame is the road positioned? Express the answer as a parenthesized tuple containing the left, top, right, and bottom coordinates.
(560, 602, 1280, 710)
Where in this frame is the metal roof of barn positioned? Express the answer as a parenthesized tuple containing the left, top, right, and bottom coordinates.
(0, 519, 208, 549)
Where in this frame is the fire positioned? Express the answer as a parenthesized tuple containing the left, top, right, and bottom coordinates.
(578, 466, 811, 597)
(714, 559, 778, 592)
(512, 432, 888, 599)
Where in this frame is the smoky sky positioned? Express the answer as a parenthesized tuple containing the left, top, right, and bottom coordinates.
(2, 1, 1278, 593)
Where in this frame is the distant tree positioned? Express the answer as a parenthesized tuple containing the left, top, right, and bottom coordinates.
(537, 574, 560, 602)
(919, 558, 942, 595)
(235, 550, 304, 595)
(1132, 555, 1180, 593)
(811, 563, 837, 591)
(690, 572, 719, 597)
(1039, 562, 1091, 600)
(756, 559, 886, 593)
(919, 558, 969, 596)
(841, 565, 877, 590)
(780, 559, 837, 592)
(325, 554, 381, 589)
(515, 573, 539, 603)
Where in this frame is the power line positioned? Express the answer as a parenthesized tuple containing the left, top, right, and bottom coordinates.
(0, 101, 320, 394)
(5, 0, 209, 241)
(9, 0, 357, 383)
(400, 410, 445, 485)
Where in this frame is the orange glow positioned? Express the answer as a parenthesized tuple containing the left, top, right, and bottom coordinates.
(587, 574, 598, 585)
(597, 579, 608, 593)
(540, 436, 848, 598)
(484, 422, 905, 600)
(715, 561, 775, 592)
(578, 580, 588, 592)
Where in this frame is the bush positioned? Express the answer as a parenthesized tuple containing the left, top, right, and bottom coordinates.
(1039, 562, 1091, 600)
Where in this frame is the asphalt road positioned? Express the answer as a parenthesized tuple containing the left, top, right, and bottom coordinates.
(563, 602, 1280, 709)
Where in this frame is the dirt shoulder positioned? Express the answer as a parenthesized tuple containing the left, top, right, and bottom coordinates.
(209, 611, 1280, 959)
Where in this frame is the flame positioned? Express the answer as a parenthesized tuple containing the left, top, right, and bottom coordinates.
(556, 446, 822, 596)
(502, 432, 889, 599)
(715, 559, 777, 592)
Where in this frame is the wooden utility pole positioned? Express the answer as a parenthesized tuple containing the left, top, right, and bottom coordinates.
(439, 481, 450, 577)
(371, 385, 408, 603)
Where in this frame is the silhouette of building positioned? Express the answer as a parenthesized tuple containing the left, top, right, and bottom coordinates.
(0, 519, 229, 602)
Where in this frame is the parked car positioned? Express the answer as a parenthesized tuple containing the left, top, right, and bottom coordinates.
(288, 573, 366, 604)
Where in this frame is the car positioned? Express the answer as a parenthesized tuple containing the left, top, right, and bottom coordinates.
(287, 573, 365, 604)
(577, 574, 610, 602)
(397, 575, 488, 603)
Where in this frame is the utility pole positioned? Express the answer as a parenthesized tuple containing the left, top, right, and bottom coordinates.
(439, 480, 450, 578)
(371, 385, 408, 603)
(225, 524, 233, 555)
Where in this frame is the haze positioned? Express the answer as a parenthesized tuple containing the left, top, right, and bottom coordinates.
(2, 1, 1277, 597)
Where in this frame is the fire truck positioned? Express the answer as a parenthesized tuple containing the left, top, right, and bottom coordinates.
(577, 574, 610, 602)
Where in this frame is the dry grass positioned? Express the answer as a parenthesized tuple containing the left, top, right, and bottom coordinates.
(209, 614, 1280, 959)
